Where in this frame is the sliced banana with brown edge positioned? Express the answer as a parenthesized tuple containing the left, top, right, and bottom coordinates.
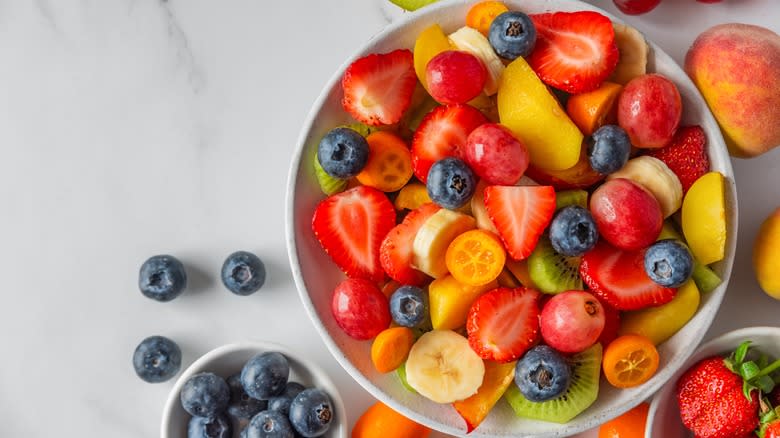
(412, 208, 476, 278)
(609, 23, 649, 85)
(608, 156, 683, 218)
(449, 26, 505, 96)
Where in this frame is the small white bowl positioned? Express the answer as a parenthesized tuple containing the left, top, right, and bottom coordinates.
(160, 341, 347, 438)
(646, 326, 780, 438)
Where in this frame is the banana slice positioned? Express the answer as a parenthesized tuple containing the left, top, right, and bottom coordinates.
(609, 23, 649, 85)
(449, 26, 505, 96)
(412, 209, 476, 278)
(608, 156, 683, 218)
(405, 330, 486, 404)
(470, 181, 498, 234)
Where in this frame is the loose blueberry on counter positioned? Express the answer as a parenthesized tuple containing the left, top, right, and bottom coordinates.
(138, 255, 187, 302)
(241, 352, 290, 400)
(241, 410, 295, 438)
(389, 285, 428, 328)
(180, 373, 231, 418)
(588, 125, 631, 175)
(227, 373, 267, 420)
(132, 335, 182, 383)
(267, 382, 306, 417)
(289, 388, 333, 438)
(426, 157, 476, 210)
(644, 239, 694, 287)
(514, 345, 572, 402)
(188, 413, 232, 438)
(488, 11, 537, 60)
(221, 251, 266, 296)
(549, 206, 599, 257)
(317, 127, 369, 179)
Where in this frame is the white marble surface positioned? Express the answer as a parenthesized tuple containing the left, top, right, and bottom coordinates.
(0, 0, 777, 437)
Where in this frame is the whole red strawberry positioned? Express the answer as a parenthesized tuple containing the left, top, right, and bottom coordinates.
(647, 125, 710, 193)
(766, 421, 780, 438)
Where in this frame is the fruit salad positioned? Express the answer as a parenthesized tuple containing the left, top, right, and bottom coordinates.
(309, 1, 727, 432)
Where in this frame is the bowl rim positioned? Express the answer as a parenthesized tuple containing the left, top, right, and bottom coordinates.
(160, 340, 348, 438)
(285, 0, 737, 435)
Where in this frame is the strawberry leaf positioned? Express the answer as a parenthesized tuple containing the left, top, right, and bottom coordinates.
(735, 341, 752, 364)
(757, 375, 776, 394)
(742, 361, 761, 381)
(744, 380, 755, 400)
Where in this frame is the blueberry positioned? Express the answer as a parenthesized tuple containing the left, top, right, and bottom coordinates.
(426, 157, 476, 210)
(180, 372, 230, 418)
(289, 388, 333, 438)
(267, 382, 306, 416)
(138, 255, 187, 302)
(488, 11, 537, 60)
(644, 239, 693, 287)
(514, 345, 571, 402)
(588, 125, 631, 175)
(241, 352, 290, 400)
(242, 410, 294, 438)
(187, 414, 231, 438)
(389, 285, 428, 328)
(221, 251, 266, 296)
(317, 127, 369, 179)
(549, 206, 599, 257)
(132, 335, 181, 383)
(227, 374, 267, 420)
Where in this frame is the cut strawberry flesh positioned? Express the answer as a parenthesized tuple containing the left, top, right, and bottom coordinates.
(380, 203, 440, 286)
(483, 185, 556, 261)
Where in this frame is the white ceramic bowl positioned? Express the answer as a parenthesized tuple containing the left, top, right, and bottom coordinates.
(286, 0, 738, 436)
(160, 341, 347, 438)
(647, 326, 780, 437)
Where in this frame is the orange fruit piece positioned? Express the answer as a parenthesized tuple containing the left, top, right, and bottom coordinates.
(602, 335, 659, 388)
(453, 360, 516, 432)
(598, 402, 649, 438)
(466, 1, 510, 37)
(381, 280, 401, 299)
(371, 327, 415, 373)
(357, 131, 413, 192)
(352, 401, 431, 438)
(566, 82, 623, 136)
(445, 229, 506, 286)
(394, 182, 432, 211)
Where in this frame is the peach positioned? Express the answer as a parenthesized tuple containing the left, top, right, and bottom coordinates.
(685, 24, 780, 158)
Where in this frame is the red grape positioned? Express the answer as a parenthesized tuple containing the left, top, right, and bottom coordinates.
(331, 278, 390, 340)
(613, 0, 662, 15)
(426, 50, 486, 105)
(463, 123, 529, 185)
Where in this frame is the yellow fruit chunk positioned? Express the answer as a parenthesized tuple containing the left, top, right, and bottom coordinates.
(453, 360, 516, 433)
(682, 172, 727, 265)
(498, 57, 583, 170)
(429, 275, 497, 330)
(566, 81, 623, 136)
(619, 280, 700, 345)
(466, 1, 509, 37)
(754, 207, 780, 298)
(414, 24, 452, 91)
(394, 183, 432, 211)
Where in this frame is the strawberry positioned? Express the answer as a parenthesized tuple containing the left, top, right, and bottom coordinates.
(646, 125, 710, 193)
(528, 11, 619, 94)
(766, 422, 780, 438)
(380, 203, 440, 286)
(411, 104, 487, 183)
(341, 49, 417, 126)
(579, 241, 676, 311)
(467, 287, 541, 363)
(483, 185, 556, 260)
(312, 186, 395, 283)
(597, 298, 621, 347)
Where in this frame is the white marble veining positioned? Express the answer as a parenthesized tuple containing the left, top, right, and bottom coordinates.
(0, 0, 777, 437)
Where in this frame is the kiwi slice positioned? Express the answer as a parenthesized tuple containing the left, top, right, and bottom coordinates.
(396, 362, 416, 394)
(313, 150, 347, 195)
(692, 263, 722, 293)
(388, 0, 439, 11)
(555, 189, 589, 211)
(528, 237, 583, 294)
(505, 343, 602, 423)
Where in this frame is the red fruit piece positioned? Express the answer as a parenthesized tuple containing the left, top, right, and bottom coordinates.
(463, 123, 530, 186)
(426, 50, 487, 105)
(483, 185, 556, 260)
(331, 278, 391, 340)
(411, 104, 488, 183)
(341, 49, 417, 126)
(580, 241, 677, 311)
(646, 125, 710, 193)
(312, 186, 396, 283)
(612, 0, 661, 15)
(676, 357, 759, 438)
(380, 203, 441, 286)
(467, 287, 541, 363)
(528, 11, 619, 94)
(617, 73, 682, 149)
(597, 298, 621, 346)
(590, 178, 663, 251)
(540, 290, 605, 354)
(767, 422, 780, 438)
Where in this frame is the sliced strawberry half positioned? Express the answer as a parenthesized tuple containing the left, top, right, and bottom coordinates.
(342, 49, 417, 126)
(646, 125, 710, 193)
(483, 185, 556, 260)
(380, 202, 440, 286)
(580, 241, 677, 311)
(411, 104, 487, 183)
(467, 287, 541, 363)
(528, 11, 619, 94)
(312, 186, 395, 283)
(597, 297, 621, 346)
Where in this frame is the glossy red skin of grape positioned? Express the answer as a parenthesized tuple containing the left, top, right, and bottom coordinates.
(613, 0, 662, 15)
(426, 50, 487, 105)
(463, 123, 530, 185)
(618, 74, 682, 148)
(696, 0, 722, 3)
(540, 291, 605, 354)
(331, 278, 390, 340)
(590, 178, 663, 251)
